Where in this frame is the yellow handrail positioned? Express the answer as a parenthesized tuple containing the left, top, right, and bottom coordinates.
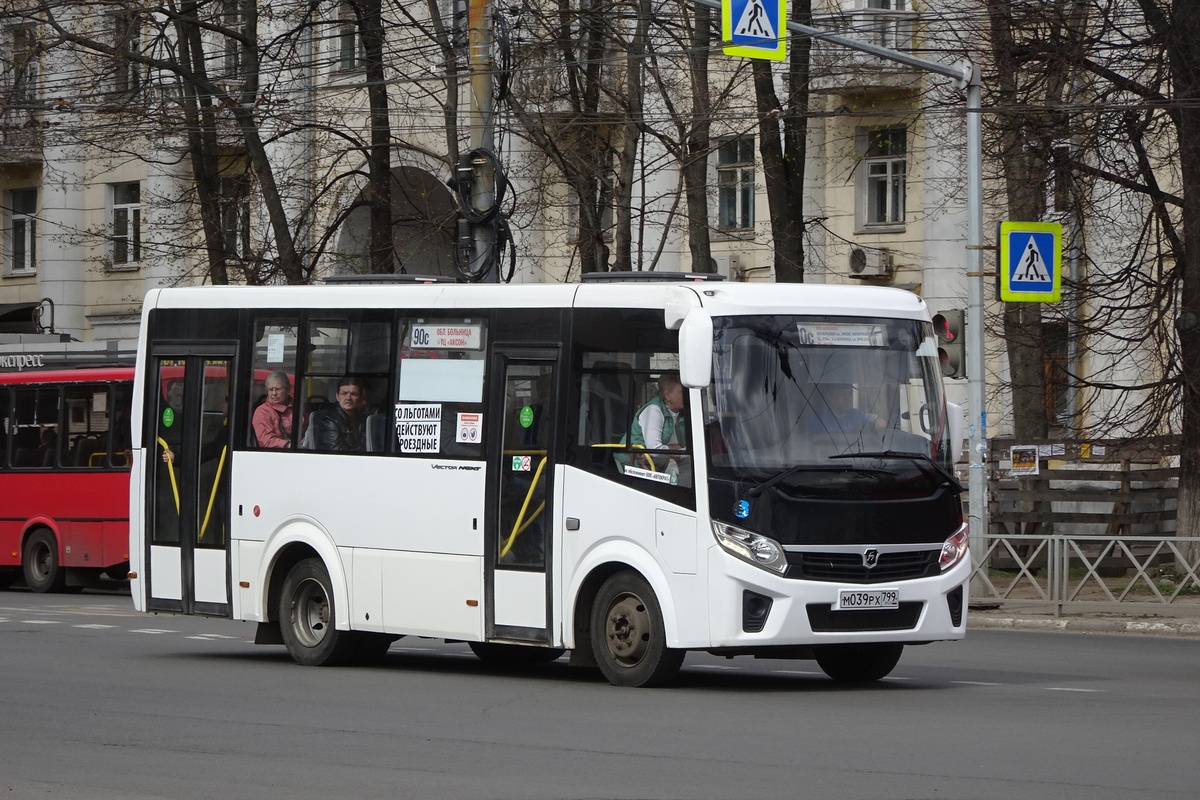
(593, 442, 656, 472)
(199, 446, 227, 542)
(156, 436, 180, 513)
(500, 456, 547, 559)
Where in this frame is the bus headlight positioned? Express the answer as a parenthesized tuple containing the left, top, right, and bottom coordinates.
(939, 523, 970, 571)
(712, 521, 788, 574)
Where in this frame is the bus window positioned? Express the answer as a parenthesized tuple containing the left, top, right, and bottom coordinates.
(0, 388, 9, 467)
(396, 316, 487, 458)
(251, 318, 298, 449)
(301, 314, 392, 452)
(63, 384, 113, 468)
(12, 387, 60, 468)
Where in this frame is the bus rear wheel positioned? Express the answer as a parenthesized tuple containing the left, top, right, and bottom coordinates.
(279, 558, 360, 667)
(590, 571, 684, 688)
(814, 643, 904, 683)
(23, 529, 66, 593)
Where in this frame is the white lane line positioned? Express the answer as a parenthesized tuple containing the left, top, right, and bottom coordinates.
(690, 664, 738, 671)
(773, 669, 823, 676)
(20, 619, 60, 625)
(130, 628, 177, 634)
(186, 634, 241, 640)
(952, 680, 1003, 686)
(74, 624, 117, 629)
(1045, 687, 1106, 693)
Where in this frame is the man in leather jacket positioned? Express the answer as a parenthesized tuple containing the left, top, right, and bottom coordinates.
(305, 376, 370, 451)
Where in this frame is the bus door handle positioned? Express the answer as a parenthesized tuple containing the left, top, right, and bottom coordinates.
(565, 517, 580, 531)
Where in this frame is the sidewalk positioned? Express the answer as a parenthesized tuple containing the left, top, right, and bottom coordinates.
(968, 602, 1200, 638)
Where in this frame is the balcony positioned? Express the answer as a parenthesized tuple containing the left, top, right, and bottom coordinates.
(0, 114, 44, 163)
(810, 9, 924, 96)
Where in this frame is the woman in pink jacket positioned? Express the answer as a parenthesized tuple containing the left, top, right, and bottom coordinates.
(253, 371, 294, 448)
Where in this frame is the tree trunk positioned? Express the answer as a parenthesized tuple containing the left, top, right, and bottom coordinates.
(682, 5, 713, 272)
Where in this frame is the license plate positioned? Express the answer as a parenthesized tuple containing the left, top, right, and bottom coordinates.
(836, 588, 899, 610)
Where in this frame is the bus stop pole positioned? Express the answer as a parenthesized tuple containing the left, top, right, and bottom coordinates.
(694, 0, 989, 563)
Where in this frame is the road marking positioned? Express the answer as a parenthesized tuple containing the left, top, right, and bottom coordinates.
(186, 633, 241, 640)
(773, 669, 822, 676)
(1045, 687, 1106, 693)
(74, 624, 117, 629)
(21, 619, 60, 625)
(130, 628, 177, 634)
(952, 680, 1003, 686)
(690, 664, 738, 671)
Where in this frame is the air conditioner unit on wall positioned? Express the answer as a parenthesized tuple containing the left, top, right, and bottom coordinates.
(848, 247, 894, 278)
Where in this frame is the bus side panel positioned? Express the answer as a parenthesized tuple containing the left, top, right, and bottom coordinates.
(1, 471, 129, 571)
(559, 468, 710, 649)
(129, 449, 147, 611)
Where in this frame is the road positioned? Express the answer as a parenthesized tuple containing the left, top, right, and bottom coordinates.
(1, 588, 1197, 800)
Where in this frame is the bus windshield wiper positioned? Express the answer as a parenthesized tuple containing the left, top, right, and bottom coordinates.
(747, 463, 887, 497)
(828, 450, 961, 489)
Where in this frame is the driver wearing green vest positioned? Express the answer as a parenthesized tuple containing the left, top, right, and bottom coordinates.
(624, 371, 686, 473)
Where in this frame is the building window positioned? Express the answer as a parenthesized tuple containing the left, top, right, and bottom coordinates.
(222, 0, 245, 79)
(111, 182, 141, 268)
(7, 189, 37, 274)
(859, 0, 913, 50)
(338, 5, 362, 71)
(9, 26, 38, 109)
(717, 137, 754, 231)
(861, 126, 906, 226)
(220, 175, 251, 261)
(112, 13, 141, 94)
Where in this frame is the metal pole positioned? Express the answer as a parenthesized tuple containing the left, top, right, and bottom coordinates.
(965, 72, 989, 586)
(467, 0, 498, 281)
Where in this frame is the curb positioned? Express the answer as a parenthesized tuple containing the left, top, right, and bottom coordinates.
(969, 613, 1200, 638)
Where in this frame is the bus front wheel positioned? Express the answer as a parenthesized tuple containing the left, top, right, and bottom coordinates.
(590, 571, 684, 687)
(814, 643, 904, 682)
(23, 529, 66, 593)
(279, 558, 360, 667)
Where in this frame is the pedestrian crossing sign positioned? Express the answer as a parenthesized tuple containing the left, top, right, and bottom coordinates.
(999, 221, 1062, 303)
(723, 0, 788, 61)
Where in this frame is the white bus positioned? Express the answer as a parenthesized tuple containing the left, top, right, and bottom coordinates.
(129, 274, 968, 686)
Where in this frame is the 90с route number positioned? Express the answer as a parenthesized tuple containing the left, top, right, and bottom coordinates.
(836, 588, 899, 611)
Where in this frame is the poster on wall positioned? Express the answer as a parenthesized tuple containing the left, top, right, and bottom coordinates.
(1010, 445, 1040, 476)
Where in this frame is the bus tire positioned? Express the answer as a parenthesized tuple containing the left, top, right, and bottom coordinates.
(279, 558, 359, 667)
(468, 641, 566, 666)
(590, 571, 684, 687)
(23, 529, 66, 593)
(814, 643, 904, 683)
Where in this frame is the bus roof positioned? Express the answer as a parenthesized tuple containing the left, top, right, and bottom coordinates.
(143, 281, 931, 322)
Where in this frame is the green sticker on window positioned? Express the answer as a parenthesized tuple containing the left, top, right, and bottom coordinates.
(162, 407, 175, 428)
(519, 405, 534, 428)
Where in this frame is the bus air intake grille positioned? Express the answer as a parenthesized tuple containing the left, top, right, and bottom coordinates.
(786, 550, 938, 583)
(806, 602, 923, 632)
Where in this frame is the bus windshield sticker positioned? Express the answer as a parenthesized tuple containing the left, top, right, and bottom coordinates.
(394, 403, 442, 453)
(409, 323, 482, 350)
(266, 333, 286, 363)
(794, 322, 887, 347)
(623, 465, 676, 485)
(456, 412, 482, 443)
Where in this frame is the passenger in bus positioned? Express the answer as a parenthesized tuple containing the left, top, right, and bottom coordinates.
(252, 371, 294, 448)
(619, 372, 688, 484)
(304, 376, 370, 451)
(630, 372, 685, 464)
(807, 383, 887, 436)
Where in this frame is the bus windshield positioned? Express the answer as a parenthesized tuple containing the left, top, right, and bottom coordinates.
(704, 314, 952, 498)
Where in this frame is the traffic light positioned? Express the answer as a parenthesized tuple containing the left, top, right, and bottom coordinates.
(932, 310, 966, 379)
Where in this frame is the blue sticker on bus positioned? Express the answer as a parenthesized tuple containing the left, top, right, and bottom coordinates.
(735, 500, 750, 518)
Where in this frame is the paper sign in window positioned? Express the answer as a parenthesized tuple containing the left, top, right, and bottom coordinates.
(398, 359, 484, 403)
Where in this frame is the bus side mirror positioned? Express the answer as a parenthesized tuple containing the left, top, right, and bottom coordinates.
(946, 401, 965, 463)
(679, 309, 713, 389)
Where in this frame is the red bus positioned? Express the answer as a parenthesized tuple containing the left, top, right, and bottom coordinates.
(0, 366, 133, 592)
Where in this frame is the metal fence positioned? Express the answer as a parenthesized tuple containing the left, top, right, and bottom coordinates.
(969, 534, 1200, 615)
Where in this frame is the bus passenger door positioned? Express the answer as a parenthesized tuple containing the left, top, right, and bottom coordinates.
(487, 351, 558, 643)
(145, 351, 234, 616)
